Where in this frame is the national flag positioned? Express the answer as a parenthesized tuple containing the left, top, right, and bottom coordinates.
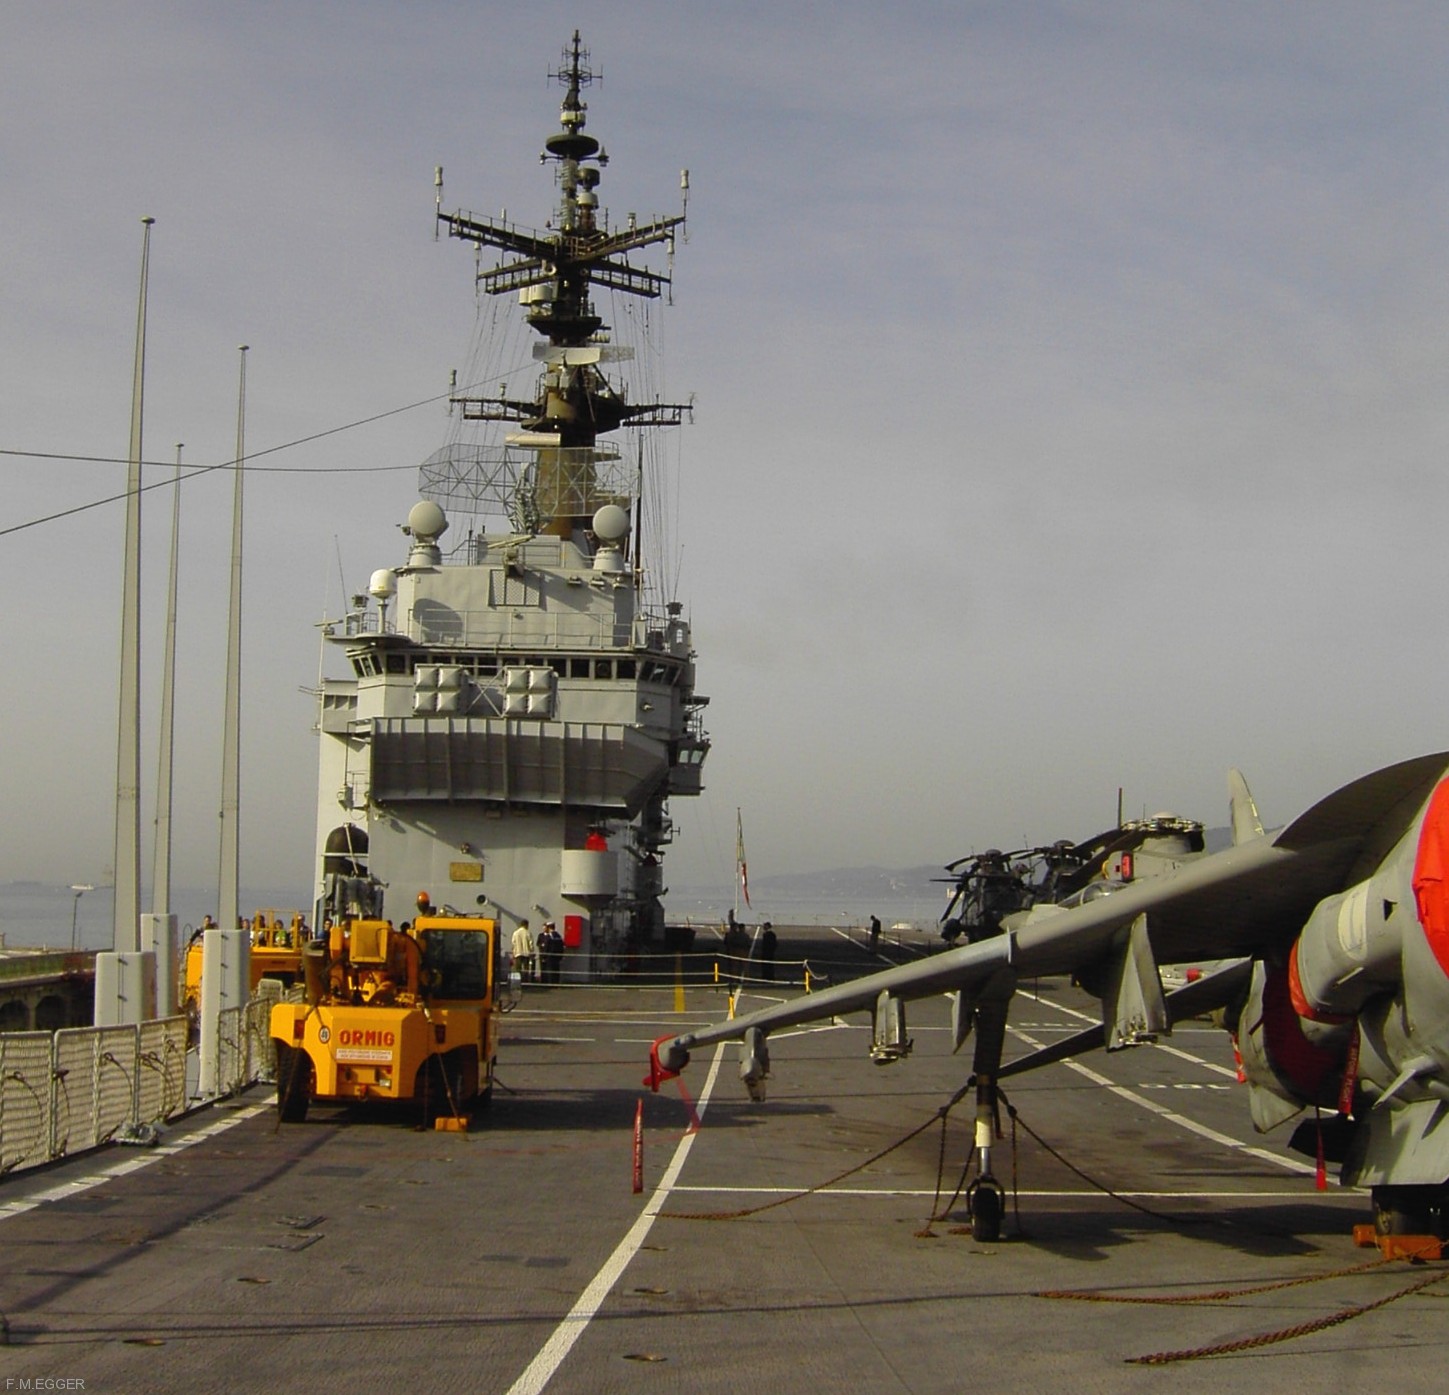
(736, 808, 751, 908)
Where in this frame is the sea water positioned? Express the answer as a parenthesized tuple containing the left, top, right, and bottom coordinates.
(0, 883, 305, 952)
(2, 882, 952, 952)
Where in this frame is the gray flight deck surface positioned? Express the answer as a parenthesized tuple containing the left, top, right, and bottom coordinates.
(2, 928, 1442, 1394)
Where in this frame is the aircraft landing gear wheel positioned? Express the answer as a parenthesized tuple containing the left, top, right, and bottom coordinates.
(967, 1178, 1003, 1242)
(1373, 1185, 1436, 1237)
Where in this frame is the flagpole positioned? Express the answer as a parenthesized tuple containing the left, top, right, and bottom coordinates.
(218, 345, 248, 930)
(735, 807, 750, 919)
(111, 215, 154, 953)
(152, 442, 182, 917)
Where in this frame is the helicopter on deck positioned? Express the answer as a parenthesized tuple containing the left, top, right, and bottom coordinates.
(937, 814, 1207, 944)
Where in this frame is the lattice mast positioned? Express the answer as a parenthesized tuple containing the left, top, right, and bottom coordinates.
(436, 31, 690, 539)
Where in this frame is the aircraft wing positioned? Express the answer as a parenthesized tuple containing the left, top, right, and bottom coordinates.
(652, 752, 1449, 1076)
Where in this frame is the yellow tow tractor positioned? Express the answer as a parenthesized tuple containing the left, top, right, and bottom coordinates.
(270, 910, 504, 1127)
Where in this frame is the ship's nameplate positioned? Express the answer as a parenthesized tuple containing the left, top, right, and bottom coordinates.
(449, 862, 484, 883)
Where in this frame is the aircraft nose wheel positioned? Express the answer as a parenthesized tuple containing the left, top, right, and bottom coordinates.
(965, 1176, 1004, 1242)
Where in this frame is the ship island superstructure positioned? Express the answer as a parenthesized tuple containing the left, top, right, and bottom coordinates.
(313, 33, 708, 971)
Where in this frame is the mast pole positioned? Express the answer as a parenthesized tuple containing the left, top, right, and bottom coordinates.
(218, 346, 248, 930)
(111, 216, 153, 952)
(152, 442, 183, 916)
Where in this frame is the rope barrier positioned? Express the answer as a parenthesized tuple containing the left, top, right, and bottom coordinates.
(660, 1077, 976, 1222)
(648, 1067, 1448, 1365)
(1005, 1092, 1449, 1363)
(505, 962, 827, 995)
(998, 1089, 1210, 1227)
(1040, 1242, 1440, 1305)
(1124, 1260, 1449, 1365)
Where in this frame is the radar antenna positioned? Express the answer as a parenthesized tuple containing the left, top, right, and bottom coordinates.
(435, 30, 692, 538)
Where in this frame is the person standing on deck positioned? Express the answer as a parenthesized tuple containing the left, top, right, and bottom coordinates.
(538, 920, 563, 984)
(511, 918, 536, 982)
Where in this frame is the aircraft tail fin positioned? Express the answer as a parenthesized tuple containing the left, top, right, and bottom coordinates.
(1228, 769, 1265, 846)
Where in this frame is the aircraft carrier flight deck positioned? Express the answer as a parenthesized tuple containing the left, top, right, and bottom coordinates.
(1, 925, 1439, 1395)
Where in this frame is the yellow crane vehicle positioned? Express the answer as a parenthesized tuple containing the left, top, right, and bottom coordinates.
(270, 909, 504, 1127)
(182, 910, 311, 1010)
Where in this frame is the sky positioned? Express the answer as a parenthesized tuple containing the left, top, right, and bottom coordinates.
(4, 2, 1449, 909)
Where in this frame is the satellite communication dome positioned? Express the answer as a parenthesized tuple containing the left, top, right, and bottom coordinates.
(369, 569, 397, 600)
(591, 503, 630, 544)
(408, 500, 448, 543)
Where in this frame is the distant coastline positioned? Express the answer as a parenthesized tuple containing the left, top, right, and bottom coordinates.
(0, 882, 307, 953)
(665, 863, 947, 931)
(1, 866, 954, 949)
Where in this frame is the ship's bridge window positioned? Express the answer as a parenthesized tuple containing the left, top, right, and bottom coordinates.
(617, 660, 636, 680)
(386, 654, 407, 674)
(595, 660, 613, 680)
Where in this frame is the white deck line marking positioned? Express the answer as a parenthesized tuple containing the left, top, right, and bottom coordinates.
(663, 1185, 1353, 1200)
(505, 1043, 726, 1395)
(616, 1023, 855, 1047)
(1011, 1026, 1318, 1177)
(1019, 990, 1240, 1076)
(1150, 1039, 1240, 1078)
(768, 1023, 854, 1041)
(830, 923, 924, 962)
(0, 1102, 269, 1223)
(504, 1036, 599, 1044)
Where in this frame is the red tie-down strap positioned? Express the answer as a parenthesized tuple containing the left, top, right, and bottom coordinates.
(646, 1034, 685, 1092)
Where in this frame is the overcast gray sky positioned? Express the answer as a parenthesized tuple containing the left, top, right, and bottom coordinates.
(4, 3, 1448, 907)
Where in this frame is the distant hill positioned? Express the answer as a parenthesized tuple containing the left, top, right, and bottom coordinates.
(675, 864, 945, 903)
(747, 864, 945, 899)
(677, 827, 1234, 905)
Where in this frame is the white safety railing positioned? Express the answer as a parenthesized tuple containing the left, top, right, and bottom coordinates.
(1, 1017, 188, 1176)
(0, 992, 287, 1179)
(0, 1031, 52, 1175)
